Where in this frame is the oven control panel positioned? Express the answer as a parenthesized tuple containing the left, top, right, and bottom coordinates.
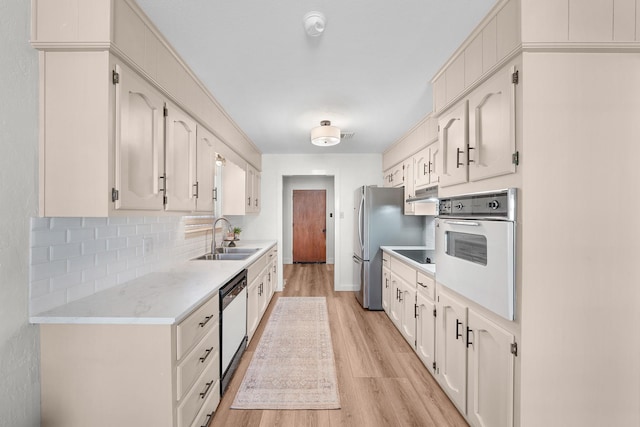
(439, 188, 516, 221)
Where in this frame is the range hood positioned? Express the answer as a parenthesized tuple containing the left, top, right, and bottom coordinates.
(406, 186, 438, 203)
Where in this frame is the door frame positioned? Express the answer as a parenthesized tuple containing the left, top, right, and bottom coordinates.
(279, 173, 339, 290)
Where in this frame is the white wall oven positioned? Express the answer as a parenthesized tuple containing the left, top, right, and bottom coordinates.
(436, 188, 516, 320)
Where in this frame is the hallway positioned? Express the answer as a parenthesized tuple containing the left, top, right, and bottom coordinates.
(211, 263, 466, 426)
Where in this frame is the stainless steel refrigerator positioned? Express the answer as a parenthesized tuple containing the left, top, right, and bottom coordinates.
(353, 186, 425, 310)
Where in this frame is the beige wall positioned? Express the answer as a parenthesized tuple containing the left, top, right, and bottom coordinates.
(0, 0, 41, 425)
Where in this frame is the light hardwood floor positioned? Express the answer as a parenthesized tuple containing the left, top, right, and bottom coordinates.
(210, 263, 467, 427)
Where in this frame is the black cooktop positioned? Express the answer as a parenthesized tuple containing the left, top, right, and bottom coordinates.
(393, 249, 435, 265)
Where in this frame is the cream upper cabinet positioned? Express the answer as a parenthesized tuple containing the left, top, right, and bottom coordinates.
(221, 160, 246, 216)
(467, 308, 515, 427)
(468, 65, 517, 182)
(164, 102, 197, 212)
(439, 100, 469, 188)
(414, 141, 440, 190)
(402, 159, 415, 214)
(194, 126, 218, 214)
(436, 289, 468, 414)
(114, 62, 165, 211)
(245, 164, 261, 214)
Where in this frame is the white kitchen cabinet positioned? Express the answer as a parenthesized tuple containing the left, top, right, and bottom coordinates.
(435, 289, 468, 414)
(397, 275, 417, 347)
(413, 141, 440, 189)
(389, 273, 403, 328)
(384, 163, 404, 188)
(416, 286, 436, 374)
(40, 293, 221, 427)
(246, 246, 278, 343)
(194, 125, 218, 214)
(221, 160, 247, 216)
(247, 273, 261, 342)
(114, 62, 166, 211)
(164, 102, 197, 212)
(382, 253, 391, 315)
(245, 164, 261, 214)
(467, 65, 517, 182)
(439, 100, 469, 188)
(467, 308, 515, 427)
(402, 159, 416, 214)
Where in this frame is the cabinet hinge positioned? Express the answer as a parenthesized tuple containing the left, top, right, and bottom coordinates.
(512, 151, 520, 165)
(163, 195, 168, 205)
(414, 304, 419, 318)
(510, 342, 518, 357)
(163, 106, 168, 117)
(433, 308, 437, 317)
(432, 361, 437, 371)
(111, 188, 119, 202)
(112, 70, 119, 85)
(512, 70, 519, 85)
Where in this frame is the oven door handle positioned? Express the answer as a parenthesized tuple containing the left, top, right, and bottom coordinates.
(444, 220, 481, 227)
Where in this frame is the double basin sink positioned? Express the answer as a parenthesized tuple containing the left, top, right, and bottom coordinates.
(192, 247, 259, 261)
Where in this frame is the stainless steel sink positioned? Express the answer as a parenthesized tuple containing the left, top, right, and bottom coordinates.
(192, 248, 259, 261)
(213, 247, 259, 255)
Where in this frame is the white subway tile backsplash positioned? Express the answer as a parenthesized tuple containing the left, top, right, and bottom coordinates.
(50, 243, 82, 261)
(51, 271, 83, 291)
(29, 215, 200, 315)
(31, 260, 67, 281)
(51, 218, 83, 229)
(31, 246, 50, 264)
(82, 239, 107, 255)
(31, 230, 67, 247)
(68, 254, 96, 272)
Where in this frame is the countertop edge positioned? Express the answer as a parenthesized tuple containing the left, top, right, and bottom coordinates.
(381, 246, 436, 277)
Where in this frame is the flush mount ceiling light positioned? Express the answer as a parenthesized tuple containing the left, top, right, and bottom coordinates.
(311, 120, 341, 146)
(303, 11, 326, 37)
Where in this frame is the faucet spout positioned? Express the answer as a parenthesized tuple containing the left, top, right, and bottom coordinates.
(211, 216, 232, 254)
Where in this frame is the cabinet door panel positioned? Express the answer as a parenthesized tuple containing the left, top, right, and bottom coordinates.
(414, 147, 430, 189)
(439, 101, 469, 187)
(382, 266, 391, 314)
(416, 292, 436, 373)
(165, 104, 197, 212)
(247, 280, 260, 343)
(399, 279, 416, 346)
(429, 143, 440, 185)
(389, 274, 402, 328)
(468, 66, 516, 182)
(195, 126, 217, 213)
(436, 291, 467, 413)
(115, 64, 165, 211)
(467, 309, 515, 427)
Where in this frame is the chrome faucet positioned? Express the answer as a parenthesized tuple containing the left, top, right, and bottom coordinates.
(211, 216, 232, 254)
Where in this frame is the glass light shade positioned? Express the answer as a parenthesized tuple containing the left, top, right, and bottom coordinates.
(311, 121, 341, 146)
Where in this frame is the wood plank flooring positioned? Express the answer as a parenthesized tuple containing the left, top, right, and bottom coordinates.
(210, 264, 467, 427)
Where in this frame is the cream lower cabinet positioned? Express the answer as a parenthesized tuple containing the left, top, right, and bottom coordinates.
(39, 294, 221, 427)
(389, 257, 418, 347)
(382, 253, 391, 314)
(415, 272, 436, 374)
(436, 287, 515, 427)
(246, 247, 277, 343)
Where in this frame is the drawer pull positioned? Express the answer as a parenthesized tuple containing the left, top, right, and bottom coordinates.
(417, 281, 426, 288)
(201, 412, 214, 427)
(199, 315, 213, 328)
(199, 347, 214, 363)
(199, 380, 214, 399)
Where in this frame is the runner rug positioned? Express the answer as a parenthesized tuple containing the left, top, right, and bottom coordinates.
(231, 297, 341, 410)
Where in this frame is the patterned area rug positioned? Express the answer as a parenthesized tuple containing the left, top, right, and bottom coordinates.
(231, 297, 341, 410)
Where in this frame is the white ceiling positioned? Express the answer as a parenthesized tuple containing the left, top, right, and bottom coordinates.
(136, 0, 496, 154)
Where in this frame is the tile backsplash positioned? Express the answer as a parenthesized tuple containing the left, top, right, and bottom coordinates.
(29, 216, 209, 315)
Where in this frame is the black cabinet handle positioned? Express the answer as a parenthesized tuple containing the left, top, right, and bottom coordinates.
(199, 380, 214, 399)
(199, 315, 213, 328)
(199, 347, 214, 363)
(456, 148, 464, 168)
(466, 327, 473, 348)
(467, 144, 475, 165)
(456, 319, 463, 340)
(201, 412, 214, 427)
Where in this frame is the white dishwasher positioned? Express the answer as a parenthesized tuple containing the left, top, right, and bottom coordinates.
(219, 269, 248, 395)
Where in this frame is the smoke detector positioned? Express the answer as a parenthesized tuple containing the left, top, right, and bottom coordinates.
(303, 11, 326, 37)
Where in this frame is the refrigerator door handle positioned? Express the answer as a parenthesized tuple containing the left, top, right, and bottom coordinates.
(357, 195, 365, 253)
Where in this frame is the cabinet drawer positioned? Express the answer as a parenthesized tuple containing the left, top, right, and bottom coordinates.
(391, 257, 416, 285)
(177, 324, 219, 400)
(190, 380, 221, 427)
(177, 352, 219, 427)
(247, 254, 267, 283)
(177, 295, 219, 361)
(417, 271, 436, 301)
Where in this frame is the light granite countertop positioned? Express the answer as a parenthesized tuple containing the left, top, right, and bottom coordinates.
(30, 240, 277, 326)
(380, 246, 436, 277)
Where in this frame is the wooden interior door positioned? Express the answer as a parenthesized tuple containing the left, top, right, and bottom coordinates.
(293, 190, 326, 263)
